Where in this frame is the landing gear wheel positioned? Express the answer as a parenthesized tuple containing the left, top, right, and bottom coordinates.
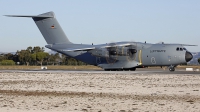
(169, 67, 175, 72)
(130, 67, 136, 71)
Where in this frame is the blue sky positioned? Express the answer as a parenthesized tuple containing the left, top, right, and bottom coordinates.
(1, 0, 200, 52)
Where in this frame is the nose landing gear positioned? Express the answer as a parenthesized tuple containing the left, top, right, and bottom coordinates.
(169, 65, 175, 72)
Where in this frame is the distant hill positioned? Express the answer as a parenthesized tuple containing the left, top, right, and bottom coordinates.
(0, 52, 16, 55)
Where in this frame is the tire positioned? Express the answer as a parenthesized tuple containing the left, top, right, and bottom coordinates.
(169, 67, 175, 72)
(130, 68, 136, 71)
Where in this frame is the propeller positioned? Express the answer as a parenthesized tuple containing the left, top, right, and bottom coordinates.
(102, 41, 138, 64)
(126, 42, 137, 61)
(105, 42, 119, 64)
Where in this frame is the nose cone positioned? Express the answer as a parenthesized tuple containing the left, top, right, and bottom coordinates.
(185, 51, 193, 62)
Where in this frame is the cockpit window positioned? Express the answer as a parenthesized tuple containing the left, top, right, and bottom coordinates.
(176, 47, 186, 51)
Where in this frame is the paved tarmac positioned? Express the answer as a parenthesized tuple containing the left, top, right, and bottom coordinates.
(1, 68, 200, 74)
(0, 68, 200, 112)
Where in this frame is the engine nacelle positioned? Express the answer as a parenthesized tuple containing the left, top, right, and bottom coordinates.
(89, 46, 137, 58)
(109, 50, 117, 55)
(128, 49, 137, 54)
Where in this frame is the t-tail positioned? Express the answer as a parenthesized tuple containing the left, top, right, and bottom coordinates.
(5, 11, 72, 45)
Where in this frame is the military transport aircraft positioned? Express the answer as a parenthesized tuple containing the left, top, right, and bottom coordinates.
(5, 11, 195, 71)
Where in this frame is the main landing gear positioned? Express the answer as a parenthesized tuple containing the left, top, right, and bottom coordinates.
(169, 65, 175, 72)
(104, 67, 136, 71)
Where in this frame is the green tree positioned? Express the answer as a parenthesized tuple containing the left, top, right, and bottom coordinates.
(31, 53, 37, 65)
(54, 53, 61, 65)
(36, 52, 48, 66)
(0, 54, 5, 61)
(60, 54, 67, 65)
(67, 58, 77, 65)
(4, 53, 13, 60)
(33, 46, 44, 53)
(198, 58, 200, 64)
(1, 60, 15, 65)
(26, 46, 33, 53)
(48, 54, 56, 65)
(0, 53, 19, 64)
(18, 50, 31, 66)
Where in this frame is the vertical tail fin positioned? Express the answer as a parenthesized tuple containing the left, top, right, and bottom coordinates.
(5, 11, 72, 44)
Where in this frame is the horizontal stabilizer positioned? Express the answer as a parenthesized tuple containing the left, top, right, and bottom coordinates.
(4, 11, 55, 18)
(4, 15, 54, 18)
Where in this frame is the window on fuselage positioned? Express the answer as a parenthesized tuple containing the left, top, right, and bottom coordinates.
(180, 48, 183, 51)
(183, 48, 186, 50)
(176, 47, 179, 51)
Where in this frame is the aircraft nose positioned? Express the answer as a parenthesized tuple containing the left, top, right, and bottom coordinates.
(185, 51, 193, 62)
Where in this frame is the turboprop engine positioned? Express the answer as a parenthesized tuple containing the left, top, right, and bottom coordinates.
(89, 46, 137, 60)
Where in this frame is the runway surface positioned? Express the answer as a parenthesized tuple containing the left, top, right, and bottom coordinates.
(0, 68, 200, 112)
(1, 68, 200, 74)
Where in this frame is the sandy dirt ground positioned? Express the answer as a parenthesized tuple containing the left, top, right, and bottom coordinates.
(0, 72, 200, 112)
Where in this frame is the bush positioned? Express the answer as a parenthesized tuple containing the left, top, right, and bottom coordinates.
(0, 60, 15, 65)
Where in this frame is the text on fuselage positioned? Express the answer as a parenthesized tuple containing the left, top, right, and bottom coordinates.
(150, 50, 166, 53)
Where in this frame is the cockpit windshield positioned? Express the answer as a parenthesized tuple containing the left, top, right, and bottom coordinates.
(176, 47, 187, 51)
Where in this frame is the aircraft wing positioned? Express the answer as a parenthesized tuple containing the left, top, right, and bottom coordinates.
(61, 43, 133, 52)
(62, 47, 95, 52)
(101, 43, 132, 48)
(160, 43, 197, 46)
(179, 44, 197, 46)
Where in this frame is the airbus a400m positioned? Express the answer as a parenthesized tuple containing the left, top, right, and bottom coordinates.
(6, 11, 195, 71)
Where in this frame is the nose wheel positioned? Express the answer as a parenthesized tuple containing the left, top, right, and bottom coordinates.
(169, 66, 175, 72)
